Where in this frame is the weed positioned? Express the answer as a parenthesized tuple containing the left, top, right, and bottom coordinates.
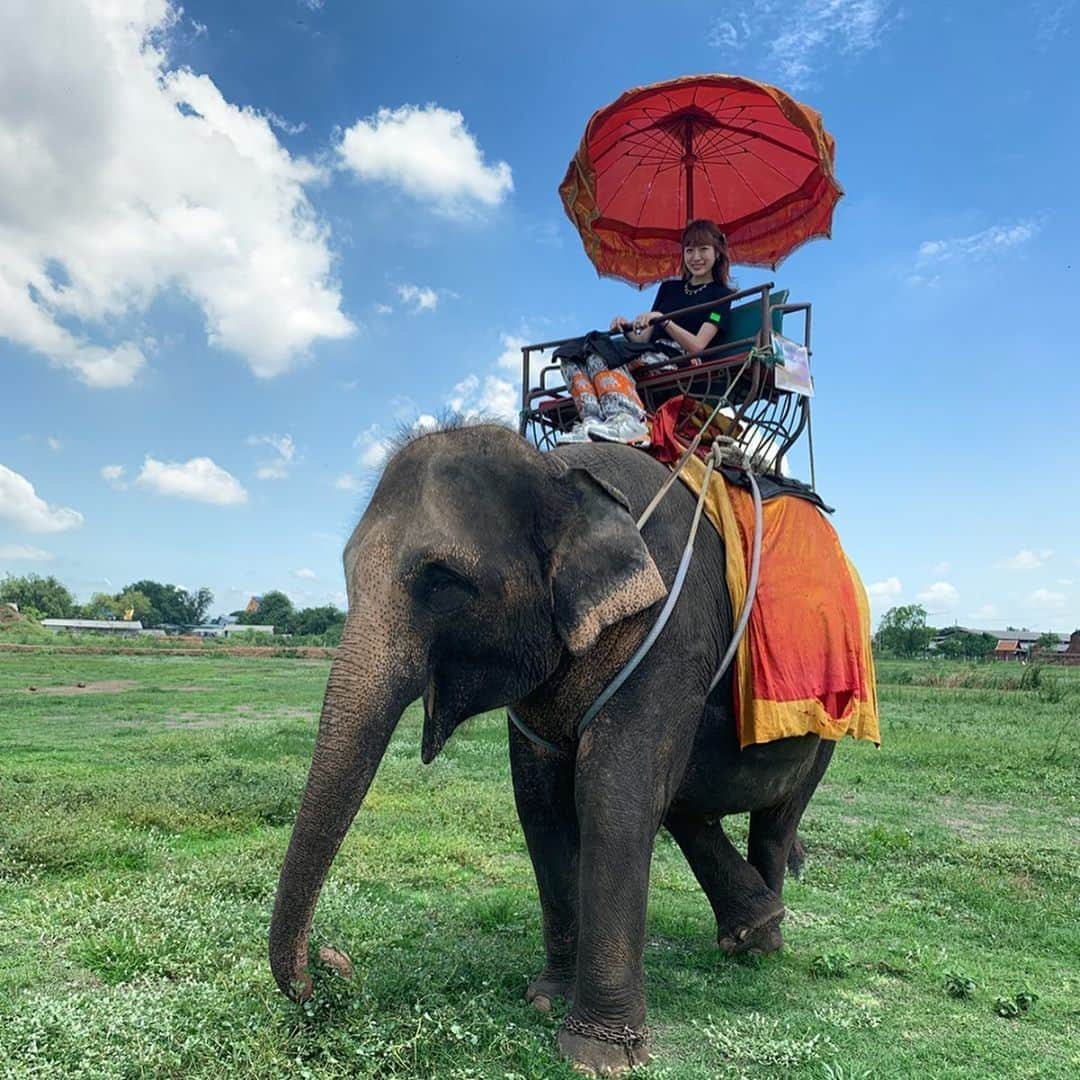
(943, 970, 976, 999)
(810, 952, 850, 979)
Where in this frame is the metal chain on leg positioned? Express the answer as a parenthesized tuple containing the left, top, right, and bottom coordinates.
(561, 1013, 651, 1053)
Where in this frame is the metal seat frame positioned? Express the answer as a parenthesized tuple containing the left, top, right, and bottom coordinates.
(517, 282, 817, 487)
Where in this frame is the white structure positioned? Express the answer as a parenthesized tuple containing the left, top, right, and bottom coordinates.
(41, 618, 143, 636)
(222, 623, 274, 636)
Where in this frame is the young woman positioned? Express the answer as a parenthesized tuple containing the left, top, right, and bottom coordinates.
(558, 219, 735, 445)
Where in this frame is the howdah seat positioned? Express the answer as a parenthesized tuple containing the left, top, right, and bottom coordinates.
(517, 283, 815, 481)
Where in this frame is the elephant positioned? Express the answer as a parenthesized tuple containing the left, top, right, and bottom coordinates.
(269, 422, 841, 1075)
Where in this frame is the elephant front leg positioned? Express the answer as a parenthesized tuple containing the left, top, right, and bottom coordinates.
(559, 786, 655, 1075)
(508, 721, 578, 1012)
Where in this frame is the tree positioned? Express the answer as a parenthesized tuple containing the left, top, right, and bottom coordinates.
(1035, 631, 1061, 653)
(937, 630, 996, 661)
(240, 590, 294, 633)
(120, 580, 213, 627)
(292, 605, 346, 637)
(874, 604, 933, 658)
(0, 574, 75, 619)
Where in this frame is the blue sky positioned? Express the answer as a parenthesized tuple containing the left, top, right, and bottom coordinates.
(2, 0, 1078, 631)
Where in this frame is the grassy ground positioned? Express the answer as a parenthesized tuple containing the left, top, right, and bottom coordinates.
(0, 653, 1076, 1078)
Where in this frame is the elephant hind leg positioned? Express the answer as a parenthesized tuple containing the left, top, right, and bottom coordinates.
(749, 739, 835, 896)
(664, 809, 784, 955)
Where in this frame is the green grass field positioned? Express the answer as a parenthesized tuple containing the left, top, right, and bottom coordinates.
(0, 652, 1077, 1078)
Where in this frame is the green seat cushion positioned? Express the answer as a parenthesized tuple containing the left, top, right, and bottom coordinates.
(710, 288, 788, 360)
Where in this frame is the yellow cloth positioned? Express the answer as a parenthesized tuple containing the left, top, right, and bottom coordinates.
(679, 454, 880, 748)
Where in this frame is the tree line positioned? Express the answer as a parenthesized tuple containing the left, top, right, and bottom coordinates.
(0, 574, 344, 638)
(873, 604, 1065, 659)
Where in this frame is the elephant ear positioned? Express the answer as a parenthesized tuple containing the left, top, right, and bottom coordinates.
(544, 461, 667, 656)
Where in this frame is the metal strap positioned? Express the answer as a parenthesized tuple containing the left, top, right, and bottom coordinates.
(508, 433, 762, 757)
(507, 706, 565, 756)
(576, 447, 718, 737)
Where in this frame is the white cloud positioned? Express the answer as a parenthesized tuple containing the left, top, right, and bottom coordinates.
(972, 604, 999, 622)
(932, 561, 951, 575)
(299, 0, 325, 10)
(374, 302, 393, 315)
(334, 473, 362, 492)
(295, 568, 316, 580)
(867, 576, 902, 606)
(0, 464, 84, 533)
(47, 436, 62, 452)
(396, 284, 440, 314)
(101, 464, 127, 490)
(916, 221, 1039, 268)
(996, 548, 1053, 570)
(0, 544, 54, 561)
(447, 373, 517, 424)
(337, 103, 513, 213)
(708, 18, 751, 49)
(248, 433, 296, 480)
(495, 332, 556, 389)
(710, 2, 896, 89)
(0, 1, 354, 388)
(136, 455, 247, 505)
(354, 424, 393, 470)
(190, 18, 207, 37)
(265, 111, 307, 137)
(1030, 588, 1066, 610)
(916, 581, 960, 614)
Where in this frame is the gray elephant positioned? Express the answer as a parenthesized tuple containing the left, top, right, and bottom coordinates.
(269, 423, 842, 1075)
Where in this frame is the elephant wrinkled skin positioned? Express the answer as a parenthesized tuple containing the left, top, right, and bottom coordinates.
(269, 424, 838, 1075)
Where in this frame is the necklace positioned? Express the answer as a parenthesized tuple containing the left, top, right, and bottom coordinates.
(684, 280, 710, 296)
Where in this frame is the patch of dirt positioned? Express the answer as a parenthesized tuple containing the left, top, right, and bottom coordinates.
(936, 797, 1020, 841)
(24, 679, 139, 695)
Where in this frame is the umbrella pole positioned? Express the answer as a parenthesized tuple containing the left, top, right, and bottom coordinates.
(683, 120, 696, 222)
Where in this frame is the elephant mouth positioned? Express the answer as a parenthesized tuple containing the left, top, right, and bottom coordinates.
(421, 678, 452, 764)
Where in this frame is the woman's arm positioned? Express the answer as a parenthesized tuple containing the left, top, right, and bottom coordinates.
(658, 317, 719, 360)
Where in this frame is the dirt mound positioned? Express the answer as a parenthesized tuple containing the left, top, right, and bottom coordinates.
(0, 604, 23, 625)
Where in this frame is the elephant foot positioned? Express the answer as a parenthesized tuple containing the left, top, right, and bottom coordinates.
(558, 1019, 651, 1075)
(718, 908, 785, 957)
(526, 969, 575, 1012)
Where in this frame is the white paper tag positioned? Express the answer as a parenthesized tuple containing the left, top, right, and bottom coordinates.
(772, 332, 814, 397)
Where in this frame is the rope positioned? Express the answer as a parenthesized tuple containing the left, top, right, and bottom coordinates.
(511, 358, 768, 755)
(576, 444, 719, 737)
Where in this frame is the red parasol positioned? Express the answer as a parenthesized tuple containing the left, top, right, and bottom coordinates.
(560, 74, 843, 285)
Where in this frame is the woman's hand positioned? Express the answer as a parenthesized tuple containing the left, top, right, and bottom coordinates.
(632, 311, 665, 332)
(609, 315, 633, 333)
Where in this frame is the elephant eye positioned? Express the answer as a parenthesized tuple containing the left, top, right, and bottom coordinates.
(414, 562, 477, 614)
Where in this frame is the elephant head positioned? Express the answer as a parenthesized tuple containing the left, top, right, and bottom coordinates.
(268, 424, 666, 999)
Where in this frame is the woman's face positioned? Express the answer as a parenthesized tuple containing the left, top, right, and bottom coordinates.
(684, 242, 717, 280)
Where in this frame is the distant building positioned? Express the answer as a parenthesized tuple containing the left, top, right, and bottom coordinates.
(993, 639, 1025, 662)
(935, 625, 1069, 662)
(222, 623, 273, 637)
(41, 618, 143, 636)
(189, 621, 273, 638)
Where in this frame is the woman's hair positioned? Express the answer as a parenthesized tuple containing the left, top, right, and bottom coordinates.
(680, 219, 732, 288)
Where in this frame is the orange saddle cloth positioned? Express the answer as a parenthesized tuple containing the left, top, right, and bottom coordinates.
(677, 453, 880, 749)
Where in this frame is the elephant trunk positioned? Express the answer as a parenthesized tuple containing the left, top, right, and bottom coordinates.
(269, 609, 420, 999)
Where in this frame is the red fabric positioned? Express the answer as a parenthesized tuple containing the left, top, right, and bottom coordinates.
(560, 74, 843, 285)
(648, 395, 731, 464)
